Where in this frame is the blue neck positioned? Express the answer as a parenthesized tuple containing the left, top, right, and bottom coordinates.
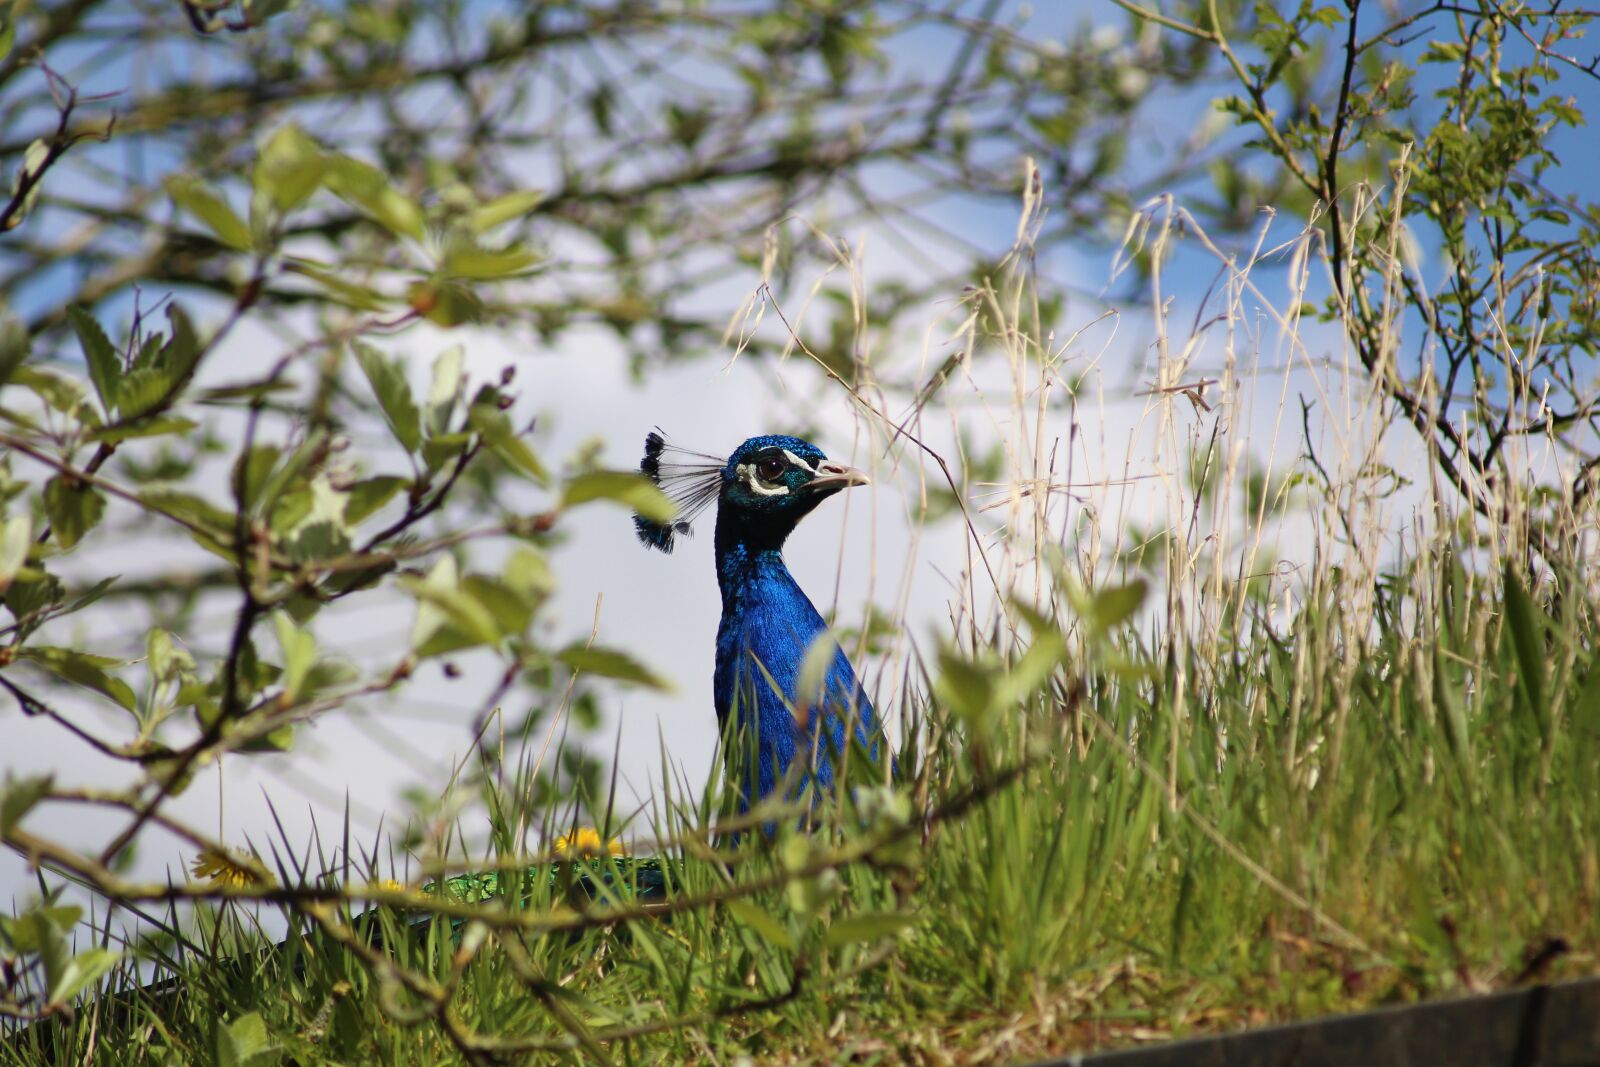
(714, 510, 794, 607)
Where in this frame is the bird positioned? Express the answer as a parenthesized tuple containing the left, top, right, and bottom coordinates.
(634, 431, 889, 817)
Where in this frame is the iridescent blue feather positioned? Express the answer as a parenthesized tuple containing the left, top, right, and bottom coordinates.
(634, 431, 889, 816)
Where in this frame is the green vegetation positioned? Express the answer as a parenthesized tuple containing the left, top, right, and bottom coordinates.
(2, 1, 1597, 1063)
(6, 524, 1596, 1063)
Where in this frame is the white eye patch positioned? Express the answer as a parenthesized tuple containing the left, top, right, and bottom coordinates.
(735, 462, 790, 496)
(781, 448, 818, 472)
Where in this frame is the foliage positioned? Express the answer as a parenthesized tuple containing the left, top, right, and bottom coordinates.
(0, 0, 1597, 1063)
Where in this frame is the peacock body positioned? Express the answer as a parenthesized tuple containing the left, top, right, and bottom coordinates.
(637, 432, 888, 813)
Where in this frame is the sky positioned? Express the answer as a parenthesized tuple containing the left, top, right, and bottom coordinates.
(2, 0, 1594, 923)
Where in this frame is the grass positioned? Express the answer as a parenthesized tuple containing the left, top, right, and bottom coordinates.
(5, 189, 1598, 1064)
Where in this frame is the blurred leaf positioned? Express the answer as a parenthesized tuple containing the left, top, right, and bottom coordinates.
(462, 575, 534, 638)
(421, 431, 472, 475)
(471, 190, 544, 233)
(441, 241, 540, 280)
(27, 908, 68, 994)
(12, 366, 94, 420)
(116, 366, 177, 418)
(282, 259, 389, 312)
(0, 514, 30, 594)
(325, 154, 424, 241)
(993, 627, 1067, 708)
(403, 557, 501, 653)
(0, 773, 53, 835)
(561, 471, 672, 522)
(503, 548, 553, 600)
(725, 899, 794, 949)
(166, 176, 253, 252)
(556, 645, 672, 690)
(67, 307, 120, 414)
(42, 475, 106, 549)
(1503, 563, 1548, 739)
(933, 646, 995, 722)
(47, 946, 120, 1006)
(425, 345, 464, 436)
(0, 309, 28, 387)
(88, 415, 198, 444)
(824, 911, 915, 947)
(18, 646, 137, 710)
(254, 123, 325, 213)
(272, 612, 317, 705)
(796, 631, 840, 713)
(345, 476, 407, 524)
(407, 280, 481, 327)
(283, 477, 352, 563)
(466, 396, 547, 484)
(1087, 579, 1148, 635)
(215, 1011, 282, 1067)
(353, 341, 422, 453)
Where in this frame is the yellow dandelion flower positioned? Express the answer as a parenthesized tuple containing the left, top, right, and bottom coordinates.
(190, 847, 265, 889)
(554, 828, 625, 857)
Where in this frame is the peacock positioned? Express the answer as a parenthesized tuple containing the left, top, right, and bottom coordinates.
(634, 430, 888, 816)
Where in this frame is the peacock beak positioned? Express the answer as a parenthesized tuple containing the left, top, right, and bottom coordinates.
(806, 460, 870, 492)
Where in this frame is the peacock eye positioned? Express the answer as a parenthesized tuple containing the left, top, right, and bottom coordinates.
(756, 456, 786, 481)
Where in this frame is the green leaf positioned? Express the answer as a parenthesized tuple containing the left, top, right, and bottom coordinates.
(0, 514, 30, 594)
(555, 645, 672, 690)
(441, 241, 540, 280)
(88, 415, 198, 444)
(283, 476, 352, 563)
(724, 899, 794, 949)
(31, 908, 68, 995)
(932, 646, 995, 723)
(140, 488, 236, 537)
(47, 946, 120, 1006)
(272, 612, 317, 705)
(43, 475, 106, 549)
(1503, 563, 1548, 739)
(425, 345, 464, 436)
(352, 341, 422, 453)
(466, 397, 548, 484)
(1087, 579, 1147, 635)
(116, 365, 176, 419)
(346, 476, 407, 524)
(12, 366, 93, 420)
(325, 155, 425, 241)
(283, 259, 389, 311)
(166, 176, 253, 252)
(216, 1011, 282, 1067)
(824, 911, 915, 947)
(503, 548, 553, 599)
(67, 306, 121, 415)
(1, 309, 31, 388)
(253, 123, 325, 213)
(462, 575, 535, 638)
(402, 557, 502, 653)
(18, 646, 137, 711)
(561, 471, 673, 522)
(407, 280, 482, 327)
(471, 190, 544, 233)
(993, 627, 1067, 708)
(0, 774, 53, 835)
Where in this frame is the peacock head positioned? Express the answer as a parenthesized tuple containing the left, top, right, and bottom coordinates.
(634, 431, 867, 552)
